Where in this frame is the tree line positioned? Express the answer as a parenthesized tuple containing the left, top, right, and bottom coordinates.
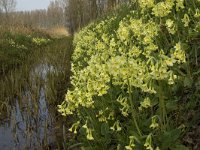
(0, 0, 130, 34)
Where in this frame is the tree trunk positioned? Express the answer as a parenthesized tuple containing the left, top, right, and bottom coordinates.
(90, 0, 97, 19)
(108, 0, 116, 10)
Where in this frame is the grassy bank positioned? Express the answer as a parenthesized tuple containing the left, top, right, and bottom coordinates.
(59, 1, 200, 149)
(0, 26, 52, 76)
(0, 32, 73, 149)
(0, 33, 73, 110)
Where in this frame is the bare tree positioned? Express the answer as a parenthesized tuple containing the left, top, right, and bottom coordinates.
(47, 0, 65, 27)
(107, 0, 116, 10)
(0, 0, 130, 30)
(0, 7, 2, 23)
(0, 0, 16, 14)
(90, 0, 97, 19)
(0, 0, 16, 24)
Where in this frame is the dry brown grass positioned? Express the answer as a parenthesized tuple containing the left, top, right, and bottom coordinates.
(0, 25, 70, 39)
(45, 26, 69, 38)
(0, 25, 32, 36)
(0, 25, 52, 38)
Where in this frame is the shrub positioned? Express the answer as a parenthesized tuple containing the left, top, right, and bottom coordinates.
(0, 30, 51, 75)
(59, 0, 200, 149)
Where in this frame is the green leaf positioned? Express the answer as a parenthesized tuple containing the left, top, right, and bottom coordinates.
(166, 101, 178, 112)
(170, 144, 189, 150)
(161, 129, 182, 149)
(193, 69, 200, 75)
(101, 123, 110, 136)
(184, 77, 192, 88)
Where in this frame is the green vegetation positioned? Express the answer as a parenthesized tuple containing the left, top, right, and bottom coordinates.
(0, 28, 51, 75)
(59, 0, 200, 149)
(45, 37, 73, 105)
(0, 33, 73, 148)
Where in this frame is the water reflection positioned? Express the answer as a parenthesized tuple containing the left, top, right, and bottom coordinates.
(0, 63, 66, 149)
(0, 124, 14, 150)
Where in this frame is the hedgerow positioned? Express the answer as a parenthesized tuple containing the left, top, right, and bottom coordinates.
(59, 0, 200, 149)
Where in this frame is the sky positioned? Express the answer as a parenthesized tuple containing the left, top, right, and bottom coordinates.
(16, 0, 51, 11)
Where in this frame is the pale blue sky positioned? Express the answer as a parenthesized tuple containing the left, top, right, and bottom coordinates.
(16, 0, 51, 11)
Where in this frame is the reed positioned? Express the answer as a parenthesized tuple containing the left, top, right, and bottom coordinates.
(0, 28, 73, 149)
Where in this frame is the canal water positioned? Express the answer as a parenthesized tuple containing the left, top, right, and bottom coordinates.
(0, 39, 72, 149)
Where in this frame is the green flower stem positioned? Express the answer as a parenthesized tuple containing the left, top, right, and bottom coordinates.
(195, 48, 198, 66)
(186, 54, 192, 80)
(128, 79, 142, 136)
(158, 82, 166, 131)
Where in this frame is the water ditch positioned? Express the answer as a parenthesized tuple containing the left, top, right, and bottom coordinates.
(0, 38, 72, 149)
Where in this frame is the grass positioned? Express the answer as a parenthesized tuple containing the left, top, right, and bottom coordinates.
(45, 26, 70, 38)
(0, 26, 52, 76)
(0, 25, 73, 149)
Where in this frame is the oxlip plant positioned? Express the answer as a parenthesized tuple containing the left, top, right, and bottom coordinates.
(59, 0, 200, 149)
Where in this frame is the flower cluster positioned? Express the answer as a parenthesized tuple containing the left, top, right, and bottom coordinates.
(32, 37, 50, 46)
(8, 39, 28, 50)
(59, 0, 200, 149)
